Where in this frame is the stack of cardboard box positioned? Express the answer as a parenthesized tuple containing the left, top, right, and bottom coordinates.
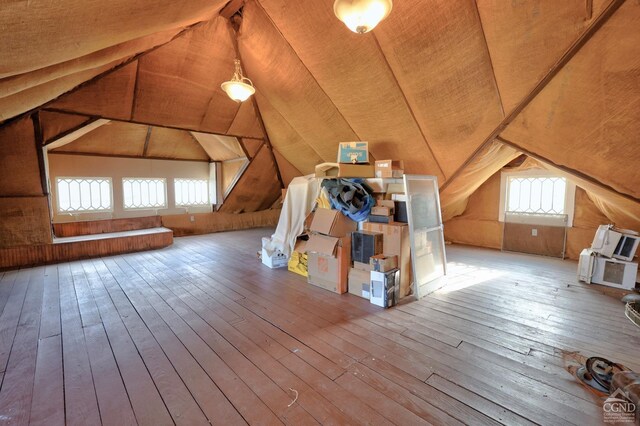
(306, 208, 357, 293)
(314, 142, 375, 178)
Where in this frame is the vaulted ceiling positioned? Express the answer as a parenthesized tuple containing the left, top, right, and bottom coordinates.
(1, 0, 638, 219)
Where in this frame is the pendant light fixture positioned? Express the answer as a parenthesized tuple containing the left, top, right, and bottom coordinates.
(333, 0, 393, 34)
(221, 59, 255, 102)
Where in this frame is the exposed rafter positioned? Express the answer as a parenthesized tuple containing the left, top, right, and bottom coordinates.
(44, 119, 110, 151)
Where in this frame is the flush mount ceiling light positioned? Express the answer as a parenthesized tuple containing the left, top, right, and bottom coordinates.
(221, 59, 255, 102)
(333, 0, 393, 34)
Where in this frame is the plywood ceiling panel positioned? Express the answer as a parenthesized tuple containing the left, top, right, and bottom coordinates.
(373, 0, 504, 178)
(40, 111, 91, 143)
(50, 61, 138, 120)
(52, 121, 147, 156)
(242, 138, 264, 158)
(226, 100, 264, 139)
(239, 2, 359, 164)
(476, 0, 599, 112)
(254, 0, 444, 178)
(219, 145, 281, 213)
(146, 127, 210, 161)
(501, 1, 640, 199)
(252, 92, 323, 175)
(133, 17, 239, 134)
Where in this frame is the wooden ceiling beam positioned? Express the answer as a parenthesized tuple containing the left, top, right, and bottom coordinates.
(44, 118, 110, 151)
(42, 107, 265, 141)
(496, 136, 640, 204)
(142, 126, 152, 157)
(220, 0, 245, 19)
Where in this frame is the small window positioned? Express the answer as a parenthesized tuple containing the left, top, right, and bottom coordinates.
(500, 171, 575, 226)
(174, 179, 209, 207)
(56, 177, 112, 213)
(506, 176, 567, 215)
(122, 178, 167, 210)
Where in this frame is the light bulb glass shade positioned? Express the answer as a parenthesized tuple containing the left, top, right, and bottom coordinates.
(333, 0, 392, 34)
(221, 80, 255, 102)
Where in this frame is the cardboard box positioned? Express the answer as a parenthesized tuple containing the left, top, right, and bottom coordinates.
(375, 160, 404, 178)
(348, 268, 371, 299)
(311, 208, 357, 237)
(307, 237, 351, 294)
(338, 142, 369, 164)
(394, 201, 408, 223)
(370, 269, 400, 308)
(261, 247, 289, 269)
(315, 162, 375, 178)
(352, 231, 383, 264)
(363, 222, 412, 298)
(288, 251, 308, 277)
(371, 206, 394, 216)
(370, 254, 398, 272)
(353, 261, 372, 271)
(369, 214, 393, 224)
(391, 193, 407, 202)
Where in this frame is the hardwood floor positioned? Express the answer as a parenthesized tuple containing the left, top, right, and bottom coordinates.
(0, 227, 637, 425)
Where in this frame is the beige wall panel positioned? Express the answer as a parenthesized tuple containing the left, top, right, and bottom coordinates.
(0, 117, 42, 196)
(133, 17, 239, 134)
(48, 154, 211, 222)
(374, 0, 504, 177)
(162, 209, 280, 237)
(226, 100, 264, 139)
(146, 127, 210, 161)
(52, 121, 147, 156)
(501, 2, 640, 199)
(477, 0, 597, 112)
(253, 0, 443, 178)
(0, 0, 226, 77)
(40, 111, 90, 142)
(239, 3, 360, 163)
(0, 61, 118, 121)
(0, 197, 52, 248)
(51, 61, 137, 120)
(252, 93, 322, 175)
(218, 146, 281, 213)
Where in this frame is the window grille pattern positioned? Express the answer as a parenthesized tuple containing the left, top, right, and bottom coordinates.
(123, 178, 166, 209)
(175, 179, 209, 206)
(57, 178, 112, 213)
(506, 176, 566, 215)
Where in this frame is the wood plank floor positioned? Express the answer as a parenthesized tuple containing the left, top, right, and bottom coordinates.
(0, 228, 637, 425)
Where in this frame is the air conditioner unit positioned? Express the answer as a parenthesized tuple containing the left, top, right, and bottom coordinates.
(591, 224, 640, 261)
(578, 249, 638, 291)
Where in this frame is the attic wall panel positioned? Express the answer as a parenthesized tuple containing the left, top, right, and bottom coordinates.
(0, 0, 226, 78)
(476, 0, 601, 112)
(252, 93, 322, 175)
(253, 0, 443, 178)
(52, 121, 147, 156)
(273, 149, 302, 187)
(40, 111, 90, 142)
(0, 117, 52, 248)
(0, 60, 119, 122)
(0, 117, 43, 196)
(50, 61, 137, 120)
(218, 146, 281, 213)
(226, 100, 264, 139)
(146, 127, 210, 161)
(239, 3, 359, 164)
(501, 1, 640, 199)
(242, 138, 264, 158)
(192, 133, 243, 161)
(374, 0, 504, 178)
(133, 17, 239, 134)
